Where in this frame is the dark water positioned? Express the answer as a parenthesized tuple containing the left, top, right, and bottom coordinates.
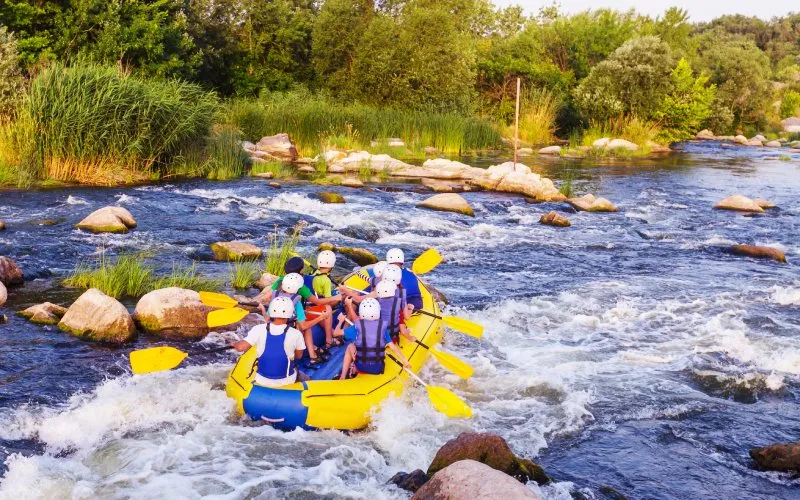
(0, 141, 799, 498)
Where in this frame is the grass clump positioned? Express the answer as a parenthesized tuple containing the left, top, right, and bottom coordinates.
(778, 154, 792, 161)
(264, 222, 305, 276)
(63, 253, 222, 298)
(10, 63, 218, 185)
(229, 259, 262, 289)
(251, 159, 292, 178)
(559, 172, 575, 197)
(206, 126, 251, 180)
(507, 88, 561, 146)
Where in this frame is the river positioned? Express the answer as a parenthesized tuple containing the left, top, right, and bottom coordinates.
(0, 141, 799, 499)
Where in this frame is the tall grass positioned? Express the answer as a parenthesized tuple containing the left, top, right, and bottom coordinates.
(12, 63, 218, 184)
(508, 88, 562, 146)
(206, 126, 251, 180)
(63, 253, 222, 298)
(264, 222, 305, 276)
(583, 116, 660, 148)
(222, 90, 501, 156)
(229, 259, 262, 289)
(251, 159, 292, 178)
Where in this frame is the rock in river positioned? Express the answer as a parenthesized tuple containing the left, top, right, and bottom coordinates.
(417, 193, 475, 216)
(210, 241, 262, 261)
(0, 220, 5, 231)
(0, 282, 6, 307)
(316, 191, 345, 204)
(413, 460, 540, 500)
(255, 133, 298, 162)
(538, 145, 561, 155)
(58, 289, 135, 343)
(427, 432, 550, 485)
(568, 194, 618, 212)
(75, 206, 137, 234)
(18, 302, 68, 325)
(750, 442, 800, 472)
(255, 272, 279, 290)
(729, 245, 786, 263)
(337, 247, 378, 266)
(713, 195, 765, 213)
(134, 287, 212, 339)
(540, 211, 570, 227)
(0, 256, 24, 286)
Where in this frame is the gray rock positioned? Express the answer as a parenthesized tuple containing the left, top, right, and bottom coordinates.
(607, 138, 639, 151)
(256, 133, 298, 161)
(537, 145, 561, 155)
(413, 460, 541, 500)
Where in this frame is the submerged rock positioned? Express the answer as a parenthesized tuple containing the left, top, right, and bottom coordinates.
(18, 302, 68, 325)
(540, 211, 571, 227)
(75, 206, 137, 234)
(134, 287, 212, 339)
(427, 432, 550, 485)
(210, 241, 262, 261)
(714, 195, 764, 213)
(414, 460, 541, 500)
(316, 191, 345, 204)
(753, 198, 776, 209)
(255, 133, 298, 162)
(0, 282, 5, 307)
(568, 194, 618, 212)
(58, 289, 135, 343)
(417, 193, 475, 216)
(421, 179, 463, 193)
(750, 442, 800, 472)
(729, 245, 786, 263)
(389, 469, 428, 493)
(0, 257, 24, 286)
(268, 181, 281, 189)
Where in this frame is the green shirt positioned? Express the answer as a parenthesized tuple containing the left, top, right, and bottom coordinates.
(271, 277, 313, 300)
(312, 273, 333, 298)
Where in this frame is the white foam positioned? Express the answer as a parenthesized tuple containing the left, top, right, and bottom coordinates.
(64, 195, 88, 205)
(771, 285, 800, 305)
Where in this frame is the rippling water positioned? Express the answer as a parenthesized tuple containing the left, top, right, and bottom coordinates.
(0, 142, 799, 499)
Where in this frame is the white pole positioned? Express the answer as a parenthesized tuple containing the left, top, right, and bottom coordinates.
(513, 77, 521, 172)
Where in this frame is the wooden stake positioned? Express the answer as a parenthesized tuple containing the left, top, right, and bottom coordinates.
(513, 77, 521, 172)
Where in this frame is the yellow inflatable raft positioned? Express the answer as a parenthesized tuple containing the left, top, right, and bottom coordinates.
(225, 274, 443, 430)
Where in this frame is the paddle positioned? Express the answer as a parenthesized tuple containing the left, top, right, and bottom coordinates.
(130, 345, 232, 375)
(200, 291, 259, 309)
(387, 354, 472, 418)
(411, 248, 442, 275)
(415, 340, 474, 379)
(208, 307, 250, 328)
(416, 309, 483, 339)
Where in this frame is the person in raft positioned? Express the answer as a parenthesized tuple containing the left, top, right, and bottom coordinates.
(336, 298, 410, 380)
(230, 296, 306, 387)
(270, 273, 331, 366)
(375, 279, 416, 344)
(385, 248, 423, 312)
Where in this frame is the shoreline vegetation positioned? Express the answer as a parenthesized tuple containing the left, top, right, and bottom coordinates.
(2, 4, 800, 188)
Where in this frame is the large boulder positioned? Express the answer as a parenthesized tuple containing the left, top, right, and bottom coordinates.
(0, 257, 24, 286)
(567, 194, 618, 212)
(750, 442, 800, 472)
(18, 302, 68, 325)
(255, 133, 298, 162)
(592, 137, 610, 148)
(471, 162, 564, 202)
(316, 191, 345, 204)
(696, 129, 716, 140)
(781, 117, 800, 134)
(427, 432, 550, 485)
(607, 138, 639, 151)
(210, 242, 262, 261)
(330, 151, 410, 173)
(417, 194, 475, 217)
(337, 247, 378, 266)
(733, 135, 749, 145)
(765, 140, 782, 148)
(413, 460, 540, 500)
(392, 158, 483, 180)
(0, 282, 6, 307)
(58, 289, 135, 343)
(746, 139, 764, 147)
(390, 469, 428, 493)
(538, 145, 561, 155)
(729, 245, 786, 263)
(134, 287, 212, 339)
(75, 206, 137, 234)
(539, 211, 570, 227)
(255, 272, 279, 291)
(713, 195, 764, 213)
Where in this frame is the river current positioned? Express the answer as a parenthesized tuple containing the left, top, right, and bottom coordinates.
(0, 142, 798, 499)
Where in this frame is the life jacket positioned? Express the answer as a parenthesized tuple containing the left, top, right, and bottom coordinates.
(302, 274, 315, 293)
(377, 287, 406, 336)
(354, 318, 387, 375)
(272, 290, 301, 326)
(255, 323, 295, 380)
(311, 269, 334, 297)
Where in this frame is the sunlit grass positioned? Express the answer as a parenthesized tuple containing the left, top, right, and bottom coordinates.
(229, 259, 261, 289)
(264, 222, 305, 276)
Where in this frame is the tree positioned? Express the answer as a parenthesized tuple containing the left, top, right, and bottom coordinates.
(653, 58, 716, 141)
(574, 36, 675, 123)
(0, 27, 24, 118)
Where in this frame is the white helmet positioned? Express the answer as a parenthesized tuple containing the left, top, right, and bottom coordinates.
(317, 250, 336, 269)
(281, 273, 304, 294)
(269, 296, 295, 319)
(372, 261, 388, 278)
(386, 248, 405, 264)
(375, 279, 397, 298)
(382, 264, 402, 285)
(359, 298, 381, 321)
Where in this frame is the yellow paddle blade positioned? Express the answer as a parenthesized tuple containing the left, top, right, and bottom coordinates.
(442, 315, 483, 339)
(199, 291, 239, 309)
(349, 271, 371, 289)
(412, 248, 442, 275)
(129, 346, 188, 375)
(207, 307, 250, 328)
(426, 385, 473, 418)
(430, 348, 474, 379)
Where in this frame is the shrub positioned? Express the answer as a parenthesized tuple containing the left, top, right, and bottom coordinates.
(654, 59, 716, 142)
(508, 88, 562, 145)
(780, 91, 800, 119)
(229, 259, 262, 289)
(0, 27, 24, 120)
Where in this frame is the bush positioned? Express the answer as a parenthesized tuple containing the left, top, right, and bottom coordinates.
(13, 63, 218, 184)
(508, 88, 562, 145)
(654, 59, 716, 142)
(0, 27, 24, 120)
(780, 91, 800, 119)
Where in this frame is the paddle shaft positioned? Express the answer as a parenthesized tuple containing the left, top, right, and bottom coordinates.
(387, 354, 426, 386)
(187, 345, 234, 356)
(416, 309, 442, 320)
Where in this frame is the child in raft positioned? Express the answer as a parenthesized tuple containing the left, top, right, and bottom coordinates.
(336, 297, 410, 380)
(269, 273, 331, 366)
(374, 279, 416, 344)
(385, 248, 423, 312)
(230, 296, 306, 387)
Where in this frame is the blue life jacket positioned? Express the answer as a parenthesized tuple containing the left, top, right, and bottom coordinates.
(272, 290, 300, 326)
(399, 268, 423, 310)
(378, 288, 406, 336)
(302, 274, 315, 293)
(355, 319, 387, 375)
(256, 324, 295, 380)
